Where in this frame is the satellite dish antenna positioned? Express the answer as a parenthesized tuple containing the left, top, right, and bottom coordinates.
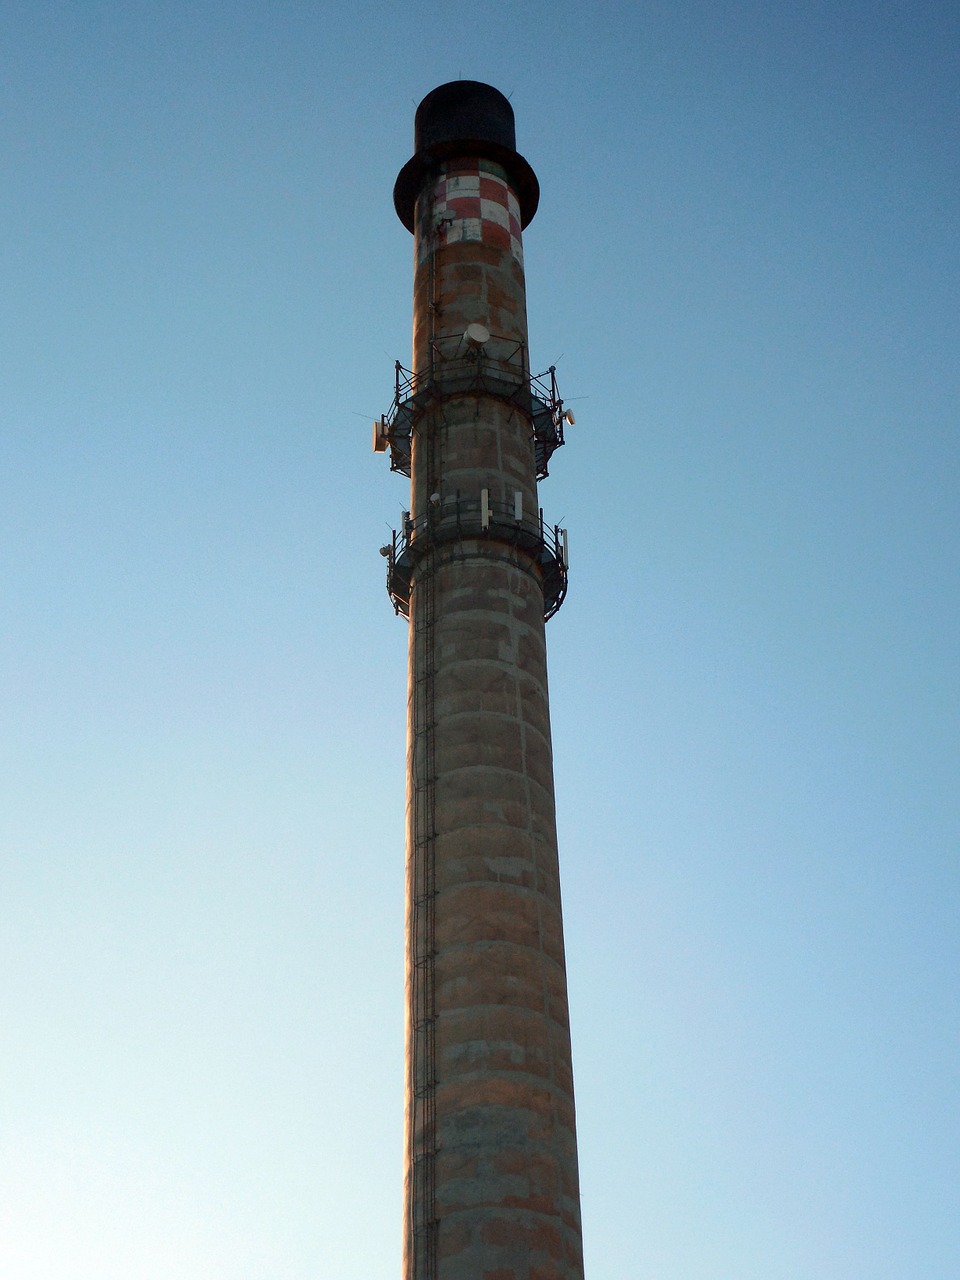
(464, 322, 491, 348)
(563, 409, 576, 426)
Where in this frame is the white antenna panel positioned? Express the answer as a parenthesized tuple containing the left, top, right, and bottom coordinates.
(465, 322, 491, 347)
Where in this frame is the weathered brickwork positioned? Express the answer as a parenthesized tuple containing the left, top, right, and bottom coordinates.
(393, 83, 585, 1280)
(417, 163, 525, 267)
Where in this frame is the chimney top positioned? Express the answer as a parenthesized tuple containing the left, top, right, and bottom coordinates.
(394, 80, 539, 233)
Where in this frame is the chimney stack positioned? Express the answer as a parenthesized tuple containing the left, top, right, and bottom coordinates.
(376, 81, 584, 1280)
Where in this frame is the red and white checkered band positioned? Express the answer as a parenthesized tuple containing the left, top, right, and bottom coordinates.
(417, 163, 524, 267)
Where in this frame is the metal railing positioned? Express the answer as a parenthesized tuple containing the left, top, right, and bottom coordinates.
(375, 331, 567, 480)
(383, 494, 568, 621)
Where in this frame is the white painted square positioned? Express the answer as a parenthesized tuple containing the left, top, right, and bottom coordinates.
(479, 199, 510, 229)
(446, 218, 483, 243)
(446, 175, 480, 195)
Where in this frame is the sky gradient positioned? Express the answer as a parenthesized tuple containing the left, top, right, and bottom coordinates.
(2, 3, 958, 1277)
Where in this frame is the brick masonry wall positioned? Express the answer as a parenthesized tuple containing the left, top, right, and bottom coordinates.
(403, 155, 584, 1280)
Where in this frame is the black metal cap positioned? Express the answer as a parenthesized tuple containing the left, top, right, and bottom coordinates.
(394, 80, 540, 233)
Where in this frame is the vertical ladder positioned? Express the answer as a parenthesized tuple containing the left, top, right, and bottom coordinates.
(410, 552, 438, 1280)
(409, 357, 441, 1279)
(409, 205, 447, 1280)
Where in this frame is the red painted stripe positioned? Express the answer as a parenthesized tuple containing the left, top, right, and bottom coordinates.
(483, 222, 511, 250)
(447, 196, 482, 218)
(479, 176, 509, 204)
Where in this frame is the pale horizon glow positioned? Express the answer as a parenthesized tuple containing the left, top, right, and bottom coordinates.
(1, 4, 957, 1278)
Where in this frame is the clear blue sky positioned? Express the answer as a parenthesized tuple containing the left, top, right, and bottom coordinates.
(2, 3, 957, 1277)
